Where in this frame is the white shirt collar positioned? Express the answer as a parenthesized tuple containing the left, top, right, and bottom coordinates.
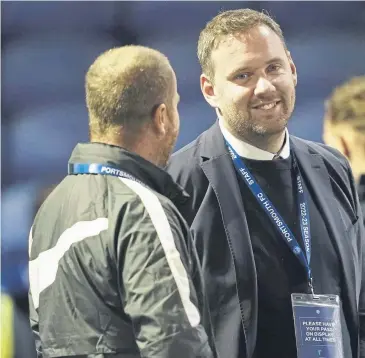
(219, 120, 290, 160)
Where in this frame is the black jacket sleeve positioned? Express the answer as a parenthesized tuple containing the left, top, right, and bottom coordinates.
(29, 290, 42, 357)
(116, 192, 214, 358)
(28, 226, 42, 358)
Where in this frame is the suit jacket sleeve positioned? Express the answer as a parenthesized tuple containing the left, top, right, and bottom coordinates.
(348, 164, 365, 357)
(167, 156, 208, 227)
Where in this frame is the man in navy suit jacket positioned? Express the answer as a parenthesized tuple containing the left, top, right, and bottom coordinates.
(168, 8, 365, 358)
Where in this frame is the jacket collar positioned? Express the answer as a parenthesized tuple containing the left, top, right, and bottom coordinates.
(198, 121, 228, 160)
(69, 142, 189, 203)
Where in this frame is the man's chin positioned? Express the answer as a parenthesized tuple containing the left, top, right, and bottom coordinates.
(251, 122, 287, 137)
(266, 115, 291, 133)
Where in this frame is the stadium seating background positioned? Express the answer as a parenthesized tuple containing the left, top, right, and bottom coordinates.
(1, 1, 365, 299)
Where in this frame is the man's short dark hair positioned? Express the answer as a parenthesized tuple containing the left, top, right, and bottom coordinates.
(86, 45, 174, 139)
(197, 9, 286, 80)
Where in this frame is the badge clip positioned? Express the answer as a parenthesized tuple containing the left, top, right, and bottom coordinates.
(308, 278, 318, 299)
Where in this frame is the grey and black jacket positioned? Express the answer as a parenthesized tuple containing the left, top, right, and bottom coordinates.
(29, 143, 215, 358)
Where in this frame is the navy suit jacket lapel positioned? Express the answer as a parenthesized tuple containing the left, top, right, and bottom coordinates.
(199, 122, 257, 357)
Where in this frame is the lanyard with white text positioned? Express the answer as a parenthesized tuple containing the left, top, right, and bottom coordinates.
(226, 141, 314, 294)
(68, 163, 148, 188)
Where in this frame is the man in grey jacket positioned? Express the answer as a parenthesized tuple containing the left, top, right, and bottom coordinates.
(28, 45, 215, 358)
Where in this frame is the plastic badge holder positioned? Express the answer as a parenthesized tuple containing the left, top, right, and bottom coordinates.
(291, 293, 344, 358)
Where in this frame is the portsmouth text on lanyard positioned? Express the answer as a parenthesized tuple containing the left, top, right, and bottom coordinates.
(68, 163, 148, 188)
(225, 140, 314, 294)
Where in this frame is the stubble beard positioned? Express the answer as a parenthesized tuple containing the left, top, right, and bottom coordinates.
(158, 129, 178, 168)
(223, 92, 295, 141)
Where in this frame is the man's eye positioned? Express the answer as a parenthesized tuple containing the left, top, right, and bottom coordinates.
(235, 73, 250, 80)
(268, 64, 281, 72)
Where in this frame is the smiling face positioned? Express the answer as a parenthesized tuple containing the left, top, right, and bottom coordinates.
(201, 25, 298, 140)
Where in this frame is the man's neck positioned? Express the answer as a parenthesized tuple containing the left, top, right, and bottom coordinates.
(221, 121, 286, 154)
(239, 130, 286, 154)
(217, 112, 287, 154)
(91, 136, 161, 167)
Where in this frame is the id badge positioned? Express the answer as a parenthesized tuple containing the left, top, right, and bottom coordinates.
(291, 293, 344, 358)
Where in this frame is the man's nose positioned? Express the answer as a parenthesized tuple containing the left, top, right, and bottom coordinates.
(254, 76, 276, 96)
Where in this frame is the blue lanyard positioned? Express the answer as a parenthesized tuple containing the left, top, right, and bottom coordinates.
(226, 141, 314, 293)
(68, 163, 148, 188)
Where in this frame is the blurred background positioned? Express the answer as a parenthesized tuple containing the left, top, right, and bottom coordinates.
(1, 1, 365, 314)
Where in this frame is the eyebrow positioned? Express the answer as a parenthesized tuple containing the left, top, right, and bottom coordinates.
(266, 57, 284, 65)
